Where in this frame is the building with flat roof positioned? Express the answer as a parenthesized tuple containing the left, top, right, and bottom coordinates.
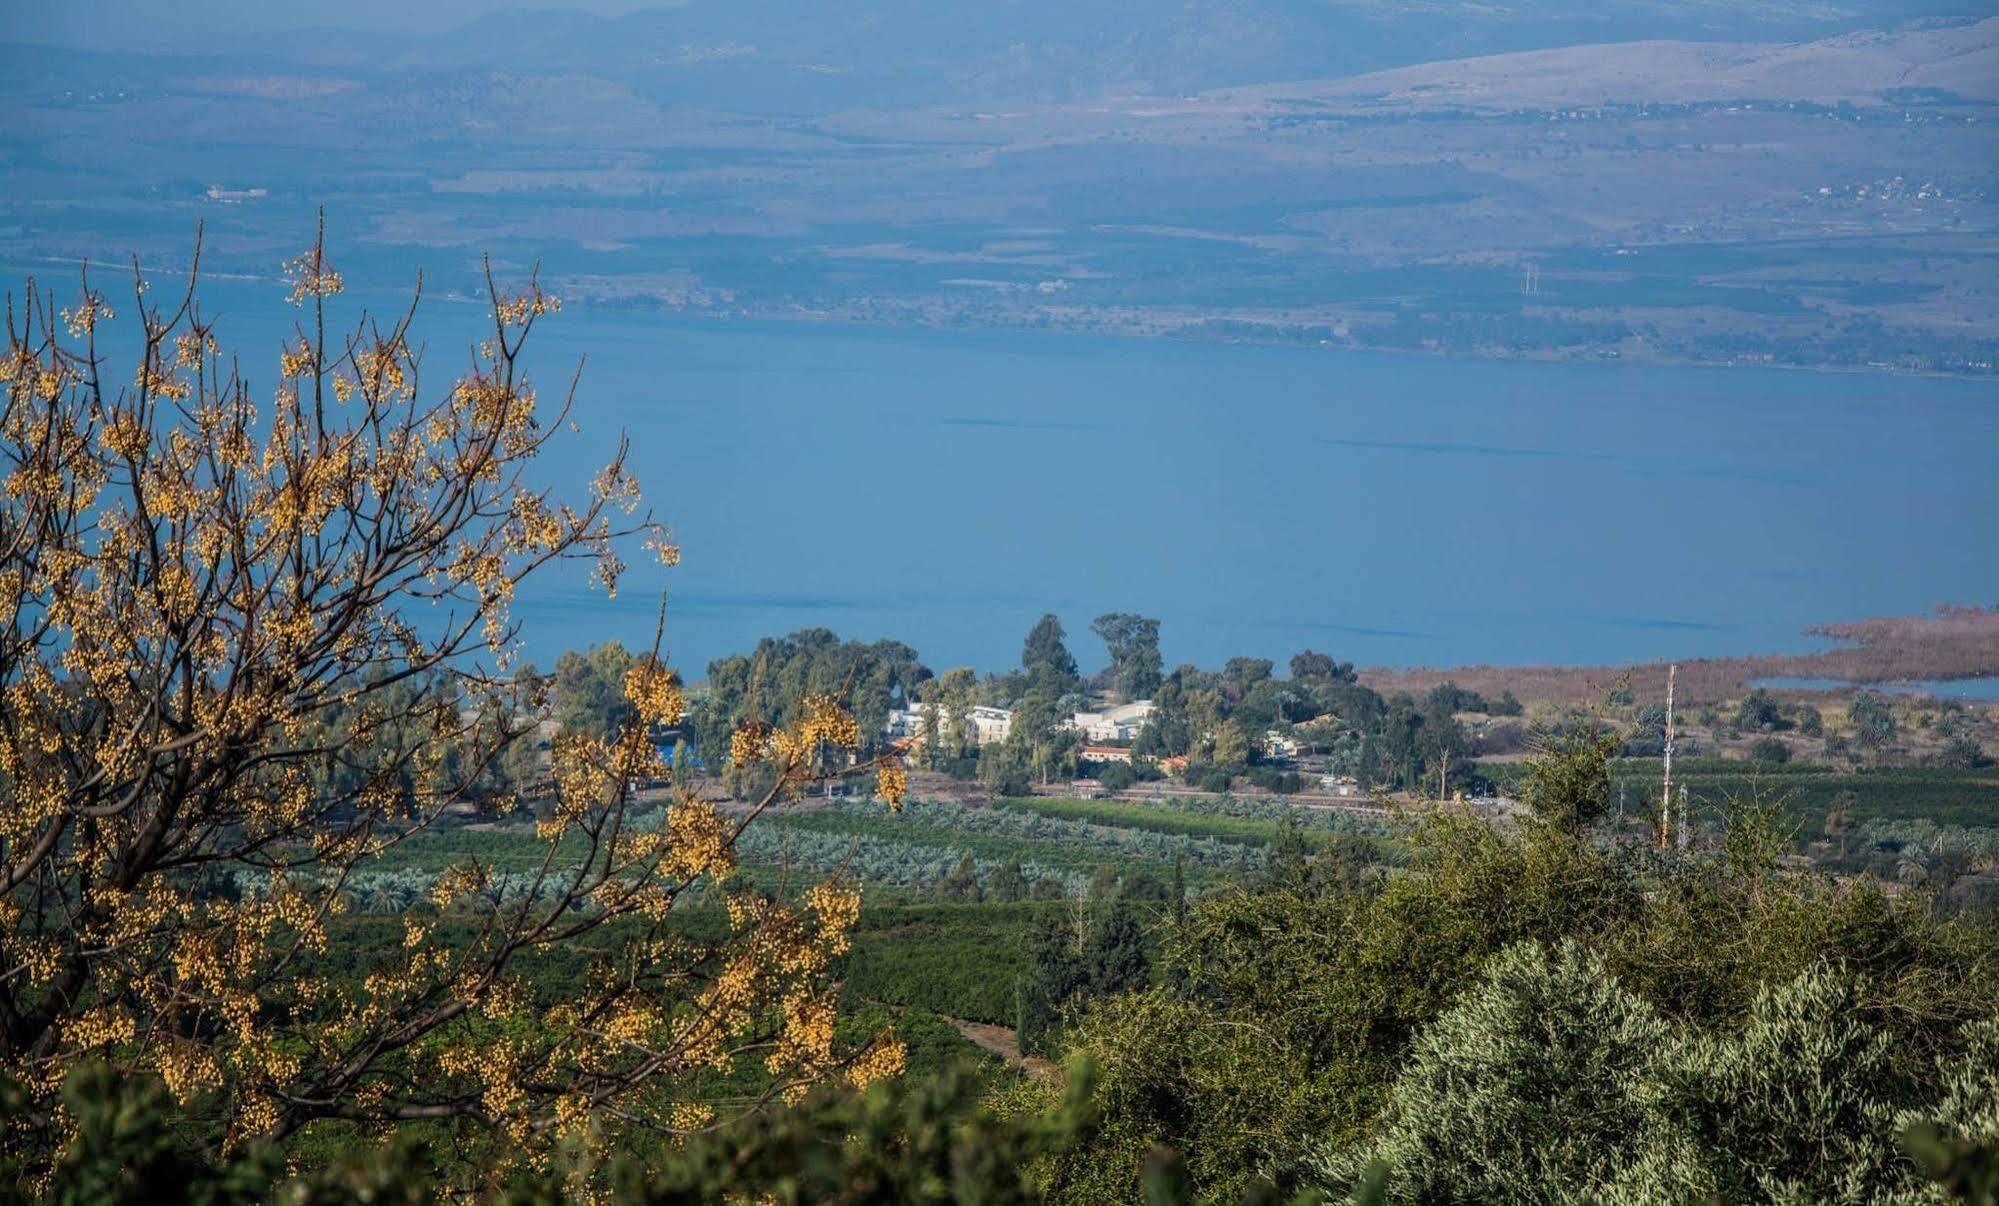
(1067, 699, 1156, 742)
(966, 705, 1013, 746)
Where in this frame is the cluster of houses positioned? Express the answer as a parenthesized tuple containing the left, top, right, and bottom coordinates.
(883, 699, 1157, 753)
(882, 703, 1010, 745)
(880, 699, 1369, 794)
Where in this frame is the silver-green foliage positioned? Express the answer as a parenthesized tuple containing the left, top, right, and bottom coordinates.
(1315, 940, 1668, 1204)
(1319, 941, 1998, 1205)
(731, 818, 1087, 894)
(1641, 962, 1907, 1203)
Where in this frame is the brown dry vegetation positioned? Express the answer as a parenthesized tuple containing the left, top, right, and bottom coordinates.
(1363, 606, 1999, 707)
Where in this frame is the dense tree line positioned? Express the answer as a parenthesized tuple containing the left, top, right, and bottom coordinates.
(1130, 657, 1495, 795)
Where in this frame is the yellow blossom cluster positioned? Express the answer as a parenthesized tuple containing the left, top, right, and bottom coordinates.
(666, 1101, 715, 1134)
(624, 660, 684, 727)
(449, 371, 540, 459)
(805, 695, 862, 747)
(730, 720, 775, 767)
(155, 1039, 224, 1105)
(63, 1005, 136, 1051)
(730, 695, 867, 791)
(846, 1033, 907, 1090)
(98, 409, 150, 461)
(279, 339, 316, 379)
(805, 881, 862, 956)
(175, 330, 215, 367)
(645, 532, 683, 567)
(60, 293, 111, 338)
(591, 461, 642, 514)
(509, 491, 567, 554)
(283, 247, 345, 304)
(875, 760, 909, 810)
(660, 799, 733, 881)
(350, 335, 413, 401)
(438, 1038, 527, 1126)
(494, 286, 560, 327)
(768, 989, 838, 1083)
(601, 999, 661, 1048)
(134, 355, 191, 402)
(429, 861, 490, 909)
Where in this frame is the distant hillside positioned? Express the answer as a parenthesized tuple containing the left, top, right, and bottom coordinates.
(11, 0, 1999, 113)
(5, 4, 1995, 377)
(1223, 16, 1999, 109)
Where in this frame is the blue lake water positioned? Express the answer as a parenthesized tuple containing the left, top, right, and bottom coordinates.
(1753, 678, 1999, 701)
(514, 311, 1999, 678)
(47, 273, 1999, 677)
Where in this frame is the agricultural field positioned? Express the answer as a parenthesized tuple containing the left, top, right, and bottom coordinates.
(329, 792, 1406, 1039)
(995, 795, 1388, 850)
(1602, 760, 1999, 840)
(346, 760, 1999, 919)
(347, 793, 1403, 911)
(318, 764, 1999, 1091)
(840, 902, 1068, 1027)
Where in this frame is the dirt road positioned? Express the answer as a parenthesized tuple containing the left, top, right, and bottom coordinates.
(946, 1017, 1058, 1080)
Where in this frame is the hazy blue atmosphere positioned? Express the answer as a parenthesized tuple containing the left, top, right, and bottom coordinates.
(9, 1, 663, 48)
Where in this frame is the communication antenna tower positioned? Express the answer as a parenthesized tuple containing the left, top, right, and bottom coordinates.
(1660, 664, 1677, 850)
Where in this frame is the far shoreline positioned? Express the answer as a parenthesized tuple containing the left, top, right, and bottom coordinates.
(1359, 606, 1999, 708)
(4, 254, 1994, 384)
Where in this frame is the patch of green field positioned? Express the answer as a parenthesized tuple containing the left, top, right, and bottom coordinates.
(840, 901, 1063, 1026)
(1608, 760, 1999, 835)
(753, 800, 1269, 884)
(995, 795, 1377, 848)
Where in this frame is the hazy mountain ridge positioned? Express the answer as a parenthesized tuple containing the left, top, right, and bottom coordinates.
(10, 0, 1998, 113)
(4, 7, 1995, 375)
(1219, 16, 1999, 108)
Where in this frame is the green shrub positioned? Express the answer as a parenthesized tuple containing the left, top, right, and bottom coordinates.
(1749, 736, 1792, 764)
(1318, 940, 1667, 1203)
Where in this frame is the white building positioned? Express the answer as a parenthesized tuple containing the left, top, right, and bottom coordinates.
(1067, 699, 1156, 743)
(883, 706, 933, 740)
(966, 705, 1014, 746)
(205, 185, 268, 203)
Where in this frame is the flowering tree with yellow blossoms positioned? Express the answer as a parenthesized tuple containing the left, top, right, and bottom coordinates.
(0, 223, 908, 1177)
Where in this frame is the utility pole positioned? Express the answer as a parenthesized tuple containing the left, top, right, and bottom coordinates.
(1660, 664, 1677, 850)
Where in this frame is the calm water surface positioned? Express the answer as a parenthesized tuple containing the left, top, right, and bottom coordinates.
(72, 276, 1999, 675)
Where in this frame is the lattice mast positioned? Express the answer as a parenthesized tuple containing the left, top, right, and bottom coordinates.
(1660, 664, 1677, 849)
